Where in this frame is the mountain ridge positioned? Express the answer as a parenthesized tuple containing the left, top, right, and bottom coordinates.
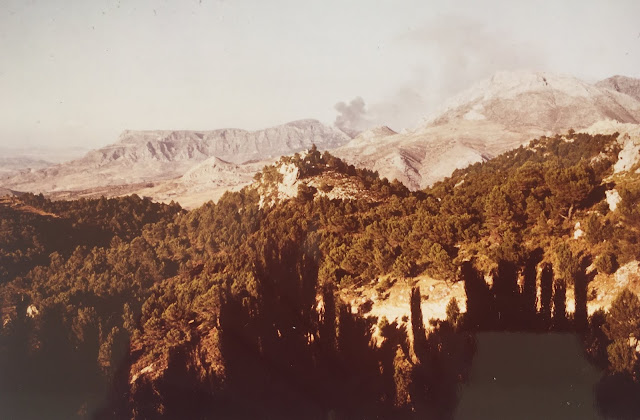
(3, 71, 640, 206)
(596, 75, 640, 102)
(334, 71, 640, 190)
(0, 119, 351, 201)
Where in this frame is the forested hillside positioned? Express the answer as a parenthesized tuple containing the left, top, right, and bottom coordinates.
(2, 132, 640, 419)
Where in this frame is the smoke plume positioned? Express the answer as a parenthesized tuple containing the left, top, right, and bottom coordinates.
(333, 15, 545, 135)
(333, 96, 373, 137)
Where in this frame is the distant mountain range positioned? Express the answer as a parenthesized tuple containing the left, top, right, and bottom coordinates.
(0, 157, 53, 179)
(0, 120, 351, 205)
(2, 71, 640, 206)
(334, 71, 640, 189)
(0, 146, 88, 178)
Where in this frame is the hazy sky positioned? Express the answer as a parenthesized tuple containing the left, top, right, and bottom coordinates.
(1, 0, 639, 149)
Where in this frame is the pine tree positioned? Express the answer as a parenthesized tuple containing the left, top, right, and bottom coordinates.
(393, 347, 413, 408)
(604, 288, 640, 344)
(446, 297, 462, 330)
(604, 289, 640, 377)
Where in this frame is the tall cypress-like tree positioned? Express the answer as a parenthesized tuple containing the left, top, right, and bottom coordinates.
(462, 260, 494, 330)
(552, 279, 568, 330)
(539, 263, 554, 327)
(492, 259, 520, 329)
(573, 255, 595, 332)
(522, 248, 544, 328)
(410, 286, 428, 363)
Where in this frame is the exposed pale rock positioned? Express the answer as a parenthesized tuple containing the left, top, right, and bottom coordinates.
(26, 304, 39, 318)
(255, 157, 385, 208)
(606, 189, 621, 212)
(131, 157, 267, 209)
(351, 276, 466, 346)
(5, 72, 640, 204)
(614, 133, 640, 173)
(130, 364, 155, 384)
(573, 222, 584, 240)
(615, 261, 640, 286)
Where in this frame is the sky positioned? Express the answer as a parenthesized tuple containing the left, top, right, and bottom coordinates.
(0, 0, 639, 150)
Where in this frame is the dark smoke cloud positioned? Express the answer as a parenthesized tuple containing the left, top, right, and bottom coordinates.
(333, 96, 373, 137)
(333, 16, 545, 135)
(334, 91, 426, 137)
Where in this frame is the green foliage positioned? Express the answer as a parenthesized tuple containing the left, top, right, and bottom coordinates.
(584, 213, 613, 244)
(0, 194, 181, 283)
(605, 289, 640, 343)
(553, 242, 582, 281)
(584, 309, 611, 368)
(0, 131, 630, 416)
(618, 184, 640, 229)
(446, 297, 462, 329)
(544, 161, 597, 220)
(426, 243, 455, 280)
(392, 255, 415, 279)
(376, 277, 395, 295)
(318, 181, 333, 193)
(595, 252, 618, 275)
(296, 183, 317, 201)
(392, 347, 413, 408)
(614, 184, 640, 262)
(607, 338, 638, 375)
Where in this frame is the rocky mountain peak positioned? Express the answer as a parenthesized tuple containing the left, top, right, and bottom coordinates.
(341, 126, 398, 150)
(359, 126, 397, 138)
(421, 70, 640, 130)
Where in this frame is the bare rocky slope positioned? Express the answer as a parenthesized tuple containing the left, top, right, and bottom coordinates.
(334, 71, 640, 190)
(0, 119, 351, 205)
(133, 156, 267, 209)
(597, 75, 640, 102)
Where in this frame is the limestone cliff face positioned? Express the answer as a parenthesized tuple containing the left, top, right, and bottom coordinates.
(335, 71, 640, 190)
(108, 119, 350, 166)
